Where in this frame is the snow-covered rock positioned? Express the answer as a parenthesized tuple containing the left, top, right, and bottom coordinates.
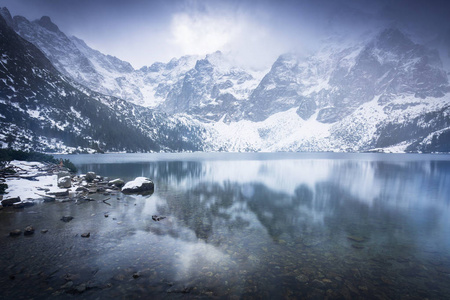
(85, 172, 96, 182)
(57, 176, 72, 188)
(108, 178, 125, 188)
(122, 177, 154, 194)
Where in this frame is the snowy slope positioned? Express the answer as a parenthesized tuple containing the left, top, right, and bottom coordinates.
(204, 93, 450, 152)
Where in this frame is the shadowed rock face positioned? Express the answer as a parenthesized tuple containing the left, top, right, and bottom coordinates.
(0, 7, 13, 27)
(328, 29, 447, 105)
(35, 16, 60, 33)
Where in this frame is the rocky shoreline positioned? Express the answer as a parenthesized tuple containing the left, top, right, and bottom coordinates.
(1, 160, 155, 238)
(0, 160, 165, 297)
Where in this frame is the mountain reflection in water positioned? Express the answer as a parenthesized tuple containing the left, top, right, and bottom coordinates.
(2, 153, 450, 299)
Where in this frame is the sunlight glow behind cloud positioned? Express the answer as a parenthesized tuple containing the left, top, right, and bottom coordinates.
(170, 12, 240, 56)
(2, 0, 449, 70)
(168, 7, 285, 70)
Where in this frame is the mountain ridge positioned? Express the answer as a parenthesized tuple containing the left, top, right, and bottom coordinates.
(0, 12, 208, 153)
(1, 6, 450, 153)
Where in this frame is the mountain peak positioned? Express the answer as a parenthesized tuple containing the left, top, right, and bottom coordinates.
(204, 50, 234, 70)
(272, 53, 298, 70)
(35, 16, 60, 33)
(194, 57, 213, 71)
(205, 50, 223, 60)
(0, 7, 13, 27)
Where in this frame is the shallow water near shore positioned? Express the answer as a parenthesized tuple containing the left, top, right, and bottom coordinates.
(1, 152, 450, 299)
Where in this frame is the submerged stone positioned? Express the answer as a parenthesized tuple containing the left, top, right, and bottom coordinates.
(24, 225, 35, 235)
(296, 274, 309, 283)
(347, 235, 366, 242)
(152, 215, 166, 221)
(61, 216, 74, 222)
(9, 229, 22, 236)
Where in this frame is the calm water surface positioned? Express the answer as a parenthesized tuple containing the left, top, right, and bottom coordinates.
(1, 153, 450, 299)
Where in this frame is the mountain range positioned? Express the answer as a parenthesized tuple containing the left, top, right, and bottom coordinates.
(1, 7, 449, 153)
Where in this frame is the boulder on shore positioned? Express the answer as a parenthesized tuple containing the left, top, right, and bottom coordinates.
(85, 172, 96, 182)
(122, 177, 154, 194)
(58, 176, 72, 188)
(1, 197, 21, 207)
(108, 178, 125, 188)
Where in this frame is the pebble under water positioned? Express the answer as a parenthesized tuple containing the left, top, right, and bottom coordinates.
(1, 153, 450, 299)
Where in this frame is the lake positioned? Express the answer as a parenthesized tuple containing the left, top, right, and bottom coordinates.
(1, 152, 450, 299)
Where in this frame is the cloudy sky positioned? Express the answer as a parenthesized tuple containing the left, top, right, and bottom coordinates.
(1, 0, 449, 70)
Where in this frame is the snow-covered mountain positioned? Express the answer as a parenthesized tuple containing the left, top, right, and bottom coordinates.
(1, 6, 450, 153)
(6, 10, 263, 115)
(206, 29, 450, 152)
(0, 12, 209, 153)
(159, 51, 263, 121)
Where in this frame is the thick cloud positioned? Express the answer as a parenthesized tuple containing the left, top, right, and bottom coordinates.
(1, 0, 449, 69)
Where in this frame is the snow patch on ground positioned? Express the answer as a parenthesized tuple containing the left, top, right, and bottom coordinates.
(70, 106, 82, 119)
(3, 161, 57, 200)
(202, 92, 450, 152)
